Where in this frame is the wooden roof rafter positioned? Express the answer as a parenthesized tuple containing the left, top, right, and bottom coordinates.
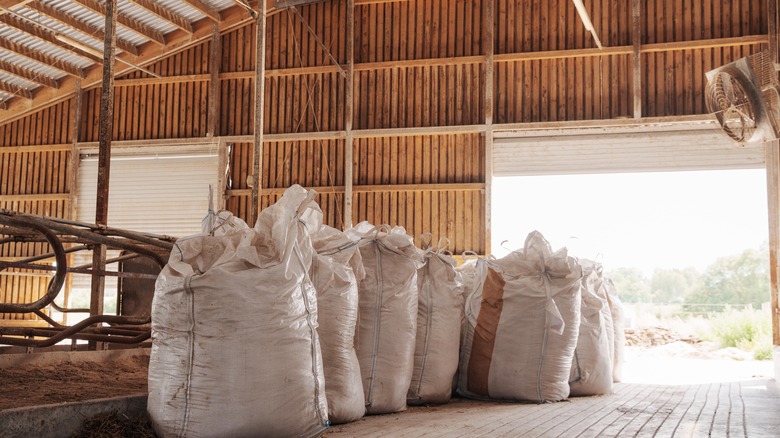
(0, 36, 86, 78)
(127, 0, 193, 34)
(0, 13, 102, 63)
(180, 0, 221, 23)
(0, 4, 257, 123)
(70, 0, 166, 46)
(0, 80, 33, 100)
(25, 0, 140, 56)
(0, 58, 58, 88)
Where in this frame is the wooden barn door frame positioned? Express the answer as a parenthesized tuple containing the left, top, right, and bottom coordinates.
(765, 0, 780, 376)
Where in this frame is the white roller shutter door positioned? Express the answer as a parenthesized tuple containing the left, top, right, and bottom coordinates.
(71, 151, 218, 316)
(493, 122, 765, 176)
(77, 152, 218, 236)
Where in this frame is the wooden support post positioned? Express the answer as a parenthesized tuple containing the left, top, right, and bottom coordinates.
(90, 0, 117, 349)
(767, 144, 780, 347)
(767, 0, 780, 350)
(483, 0, 494, 256)
(344, 0, 355, 230)
(250, 0, 267, 225)
(217, 139, 229, 211)
(632, 0, 642, 119)
(68, 80, 83, 223)
(770, 0, 778, 63)
(208, 24, 221, 137)
(64, 79, 83, 326)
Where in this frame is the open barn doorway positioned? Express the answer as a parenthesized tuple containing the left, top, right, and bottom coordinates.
(490, 121, 774, 386)
(492, 167, 772, 385)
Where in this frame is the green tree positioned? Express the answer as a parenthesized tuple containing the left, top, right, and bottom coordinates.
(684, 247, 770, 309)
(650, 267, 701, 304)
(607, 267, 651, 303)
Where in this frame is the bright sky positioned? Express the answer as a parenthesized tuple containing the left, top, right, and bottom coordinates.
(492, 169, 769, 275)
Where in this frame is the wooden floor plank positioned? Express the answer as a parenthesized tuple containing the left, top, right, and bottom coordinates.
(325, 380, 780, 437)
(652, 383, 706, 437)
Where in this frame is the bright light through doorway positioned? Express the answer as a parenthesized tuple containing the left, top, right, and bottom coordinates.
(491, 169, 768, 274)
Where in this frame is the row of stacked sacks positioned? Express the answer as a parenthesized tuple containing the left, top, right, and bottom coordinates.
(146, 185, 626, 438)
(458, 232, 626, 403)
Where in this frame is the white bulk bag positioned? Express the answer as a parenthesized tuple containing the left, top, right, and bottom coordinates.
(148, 185, 329, 438)
(407, 239, 464, 405)
(569, 260, 613, 396)
(310, 225, 365, 424)
(458, 231, 582, 403)
(347, 222, 425, 415)
(604, 277, 626, 382)
(454, 256, 490, 394)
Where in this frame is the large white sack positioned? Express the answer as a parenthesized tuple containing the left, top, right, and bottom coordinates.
(569, 259, 613, 396)
(452, 255, 490, 395)
(591, 263, 615, 374)
(148, 185, 329, 438)
(604, 277, 627, 382)
(407, 240, 464, 405)
(458, 231, 582, 403)
(310, 225, 365, 424)
(347, 222, 424, 415)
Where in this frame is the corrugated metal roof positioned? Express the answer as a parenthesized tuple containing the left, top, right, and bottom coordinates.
(41, 0, 151, 46)
(0, 27, 94, 68)
(0, 0, 252, 107)
(0, 51, 68, 82)
(0, 73, 36, 91)
(118, 3, 178, 35)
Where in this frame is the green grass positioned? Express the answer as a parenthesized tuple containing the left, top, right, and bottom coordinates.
(709, 309, 772, 361)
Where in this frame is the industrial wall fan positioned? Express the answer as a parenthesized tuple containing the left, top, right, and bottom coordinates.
(705, 50, 780, 144)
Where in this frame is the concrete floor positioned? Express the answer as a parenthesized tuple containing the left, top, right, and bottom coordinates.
(325, 380, 780, 437)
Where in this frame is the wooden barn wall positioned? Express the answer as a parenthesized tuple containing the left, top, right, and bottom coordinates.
(494, 0, 632, 122)
(226, 140, 346, 230)
(0, 100, 72, 323)
(0, 0, 772, 274)
(641, 0, 768, 117)
(352, 133, 485, 254)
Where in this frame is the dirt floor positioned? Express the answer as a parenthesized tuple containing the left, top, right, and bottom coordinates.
(0, 353, 148, 411)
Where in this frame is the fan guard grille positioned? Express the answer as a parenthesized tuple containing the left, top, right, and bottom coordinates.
(705, 71, 758, 143)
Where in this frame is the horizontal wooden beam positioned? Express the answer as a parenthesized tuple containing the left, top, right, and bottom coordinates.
(0, 143, 72, 153)
(0, 14, 100, 64)
(0, 59, 58, 89)
(0, 37, 86, 78)
(641, 34, 768, 53)
(71, 0, 166, 46)
(113, 74, 210, 87)
(180, 0, 221, 22)
(0, 80, 32, 100)
(128, 0, 193, 34)
(219, 35, 770, 81)
(8, 116, 725, 154)
(27, 1, 139, 56)
(226, 182, 485, 197)
(0, 4, 256, 125)
(0, 193, 70, 201)
(493, 114, 718, 134)
(354, 125, 486, 138)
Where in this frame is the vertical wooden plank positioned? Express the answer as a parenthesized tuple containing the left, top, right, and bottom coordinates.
(251, 1, 268, 225)
(770, 0, 778, 64)
(345, 0, 355, 229)
(632, 0, 641, 119)
(208, 25, 221, 137)
(89, 0, 118, 346)
(484, 0, 494, 255)
(766, 0, 780, 349)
